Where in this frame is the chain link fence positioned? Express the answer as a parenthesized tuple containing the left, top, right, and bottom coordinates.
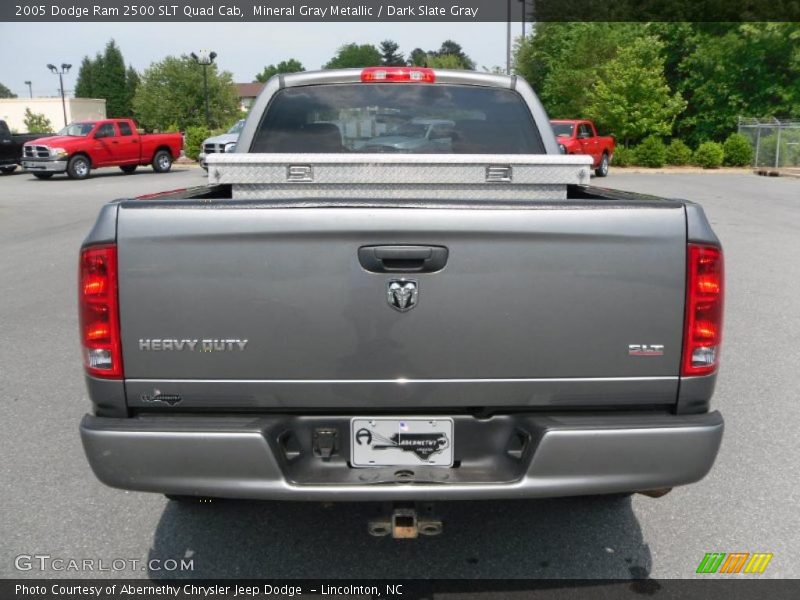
(738, 117, 800, 168)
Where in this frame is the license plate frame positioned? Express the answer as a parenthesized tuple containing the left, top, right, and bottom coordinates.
(350, 417, 454, 467)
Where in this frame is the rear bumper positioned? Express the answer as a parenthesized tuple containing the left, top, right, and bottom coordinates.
(22, 158, 67, 172)
(80, 411, 723, 501)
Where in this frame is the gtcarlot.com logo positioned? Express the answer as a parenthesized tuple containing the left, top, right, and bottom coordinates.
(14, 554, 194, 572)
(696, 552, 773, 574)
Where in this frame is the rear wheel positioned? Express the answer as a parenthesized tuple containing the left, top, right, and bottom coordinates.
(67, 155, 91, 180)
(152, 149, 172, 173)
(32, 172, 54, 180)
(120, 165, 137, 174)
(1, 165, 17, 174)
(595, 153, 610, 177)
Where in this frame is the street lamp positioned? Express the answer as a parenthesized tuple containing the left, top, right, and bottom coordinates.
(190, 50, 217, 127)
(47, 63, 72, 127)
(506, 0, 512, 74)
(24, 81, 33, 98)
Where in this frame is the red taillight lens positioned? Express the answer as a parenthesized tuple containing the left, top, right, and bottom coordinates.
(682, 244, 724, 376)
(361, 67, 436, 83)
(79, 245, 123, 378)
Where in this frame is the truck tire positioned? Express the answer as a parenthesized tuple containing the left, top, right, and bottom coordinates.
(120, 165, 137, 174)
(595, 153, 609, 177)
(32, 172, 54, 179)
(67, 155, 91, 180)
(152, 150, 173, 173)
(1, 165, 17, 174)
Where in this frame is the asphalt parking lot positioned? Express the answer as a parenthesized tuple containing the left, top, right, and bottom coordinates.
(1, 166, 798, 579)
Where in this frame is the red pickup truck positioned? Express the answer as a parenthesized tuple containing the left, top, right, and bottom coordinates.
(550, 119, 615, 177)
(22, 118, 183, 180)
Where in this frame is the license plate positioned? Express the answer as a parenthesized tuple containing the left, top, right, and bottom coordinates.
(351, 417, 454, 467)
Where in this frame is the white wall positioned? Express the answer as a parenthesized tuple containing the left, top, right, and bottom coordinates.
(0, 98, 107, 133)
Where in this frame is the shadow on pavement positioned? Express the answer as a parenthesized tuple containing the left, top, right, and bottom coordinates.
(148, 495, 652, 579)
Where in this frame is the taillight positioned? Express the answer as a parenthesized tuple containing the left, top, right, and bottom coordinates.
(682, 244, 724, 376)
(361, 67, 435, 83)
(79, 245, 123, 378)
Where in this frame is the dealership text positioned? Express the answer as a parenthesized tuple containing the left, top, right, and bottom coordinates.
(16, 584, 399, 597)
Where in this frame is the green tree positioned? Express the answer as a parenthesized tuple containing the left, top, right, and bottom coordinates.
(677, 23, 800, 144)
(74, 56, 97, 98)
(407, 48, 427, 67)
(23, 108, 53, 134)
(94, 40, 128, 116)
(0, 82, 16, 98)
(324, 44, 382, 69)
(405, 41, 475, 69)
(586, 36, 686, 146)
(124, 66, 140, 115)
(254, 59, 305, 83)
(723, 133, 754, 166)
(132, 55, 239, 131)
(425, 54, 466, 69)
(633, 136, 667, 167)
(665, 139, 693, 165)
(694, 141, 724, 168)
(379, 40, 405, 66)
(434, 40, 475, 69)
(184, 125, 212, 160)
(73, 41, 139, 116)
(514, 23, 642, 120)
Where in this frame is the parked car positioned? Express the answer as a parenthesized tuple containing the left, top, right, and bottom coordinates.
(354, 118, 455, 152)
(0, 119, 41, 174)
(21, 118, 183, 180)
(198, 119, 245, 170)
(550, 119, 615, 177)
(79, 68, 723, 535)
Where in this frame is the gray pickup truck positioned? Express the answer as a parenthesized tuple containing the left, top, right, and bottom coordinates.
(79, 68, 724, 533)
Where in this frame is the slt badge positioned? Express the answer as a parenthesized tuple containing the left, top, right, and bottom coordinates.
(387, 279, 418, 312)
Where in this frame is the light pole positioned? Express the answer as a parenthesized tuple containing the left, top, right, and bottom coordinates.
(506, 0, 512, 74)
(190, 50, 217, 127)
(47, 63, 71, 127)
(24, 81, 33, 98)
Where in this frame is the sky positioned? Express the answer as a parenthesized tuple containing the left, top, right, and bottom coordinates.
(0, 22, 519, 97)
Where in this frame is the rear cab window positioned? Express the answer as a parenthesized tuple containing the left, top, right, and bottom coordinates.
(251, 84, 545, 154)
(118, 122, 133, 136)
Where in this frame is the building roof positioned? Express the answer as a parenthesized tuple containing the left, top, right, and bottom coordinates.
(236, 83, 265, 99)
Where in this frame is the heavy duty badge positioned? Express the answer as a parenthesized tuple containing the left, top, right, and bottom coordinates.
(386, 280, 418, 312)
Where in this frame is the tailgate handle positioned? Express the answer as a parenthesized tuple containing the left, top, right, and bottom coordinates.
(359, 245, 448, 273)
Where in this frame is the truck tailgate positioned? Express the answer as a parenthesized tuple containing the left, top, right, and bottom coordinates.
(117, 201, 687, 410)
